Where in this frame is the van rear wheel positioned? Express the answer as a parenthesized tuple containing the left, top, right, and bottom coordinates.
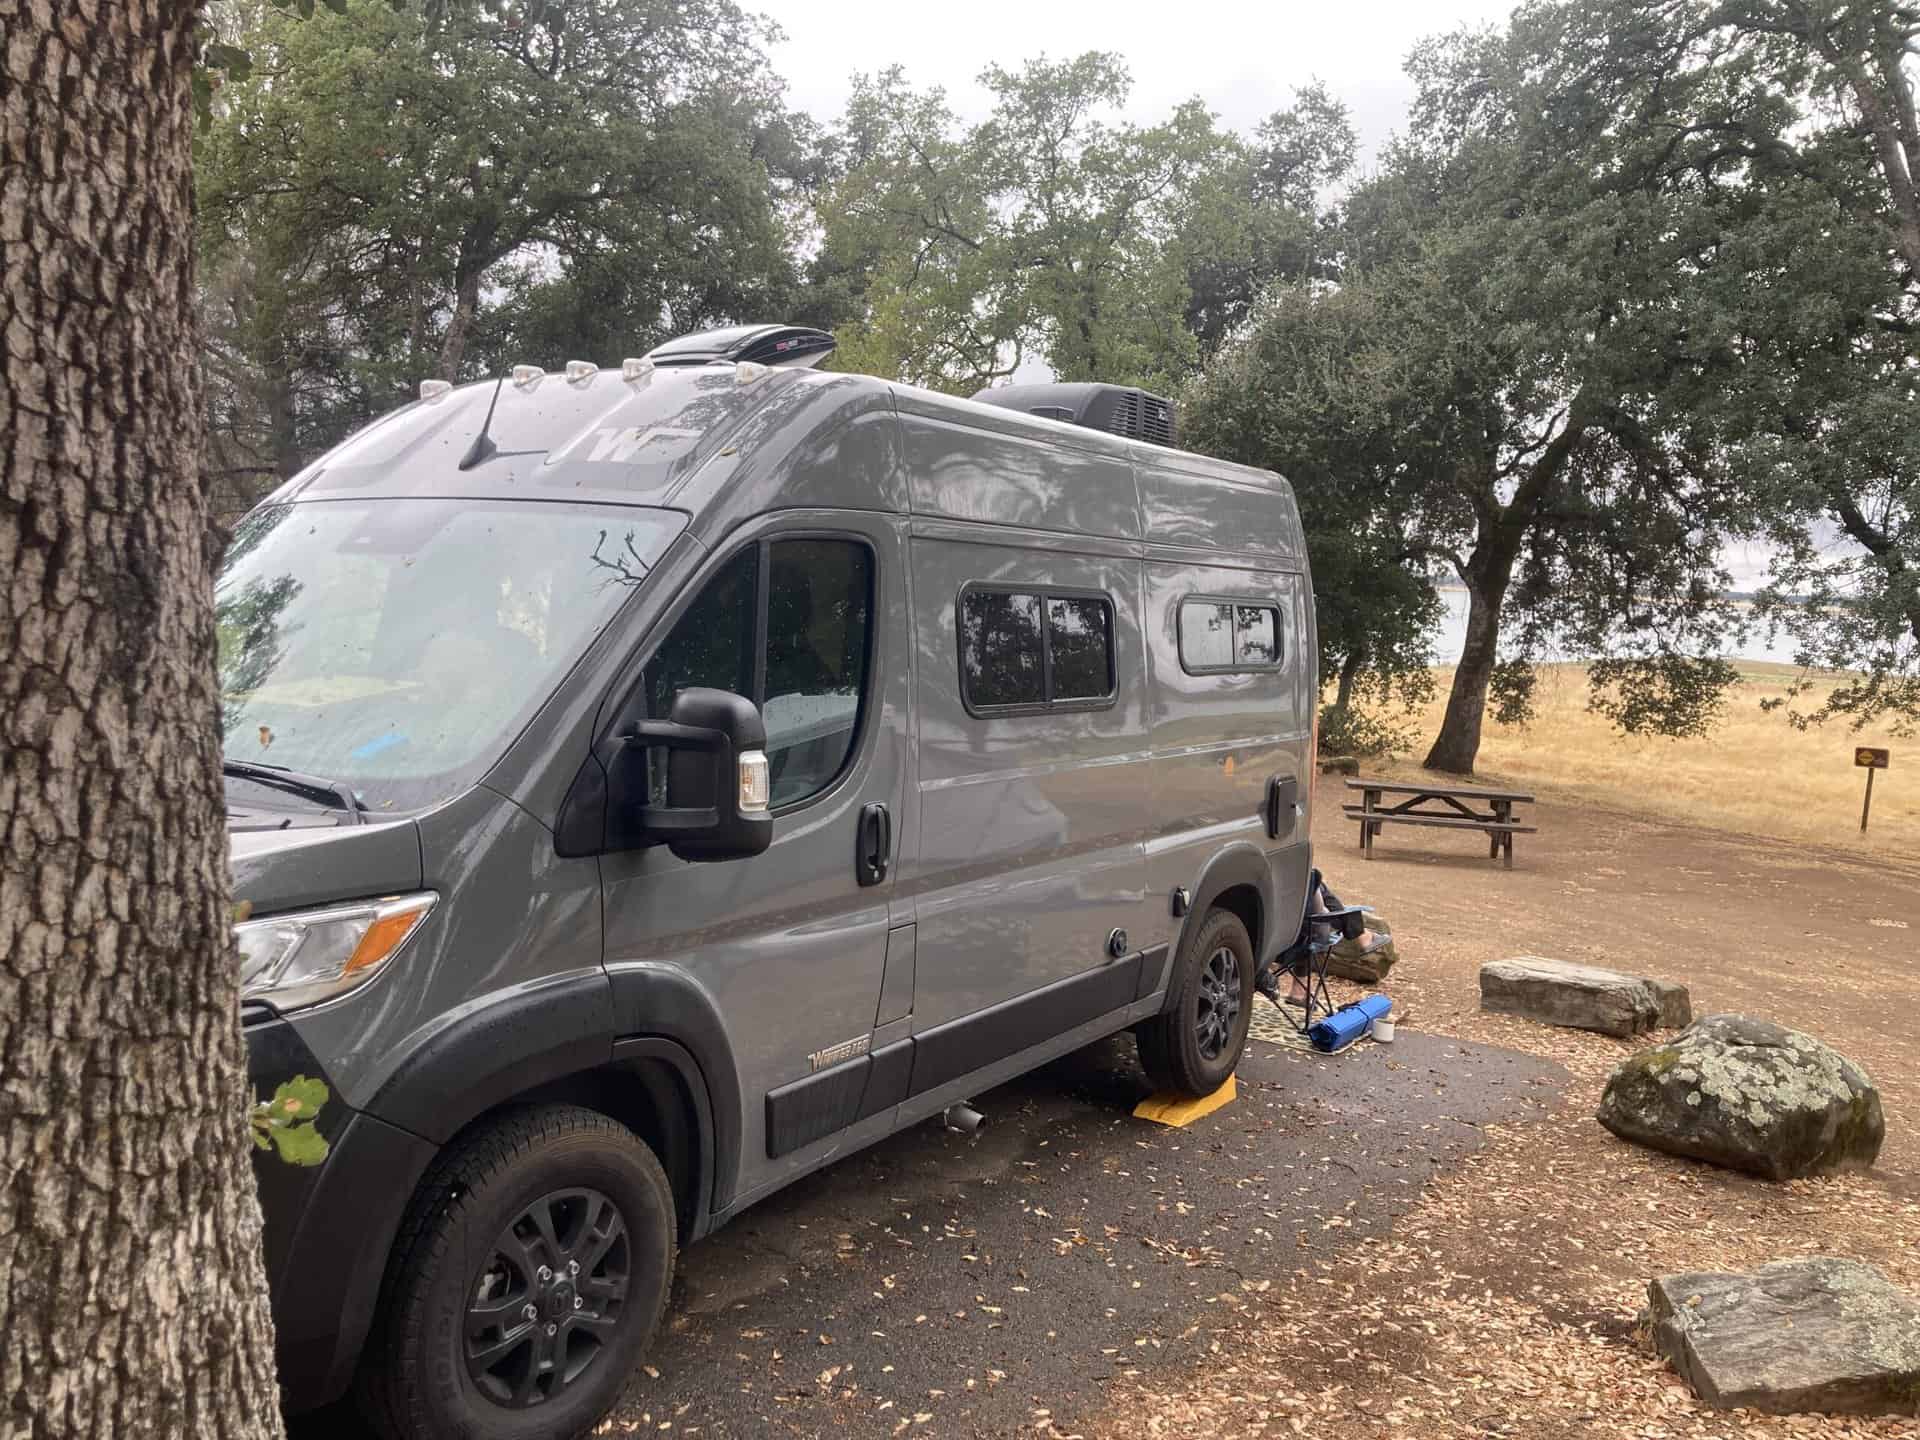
(356, 1104, 676, 1440)
(1136, 908, 1255, 1097)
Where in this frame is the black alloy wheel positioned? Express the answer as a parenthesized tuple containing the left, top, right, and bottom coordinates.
(466, 1188, 631, 1409)
(1134, 906, 1256, 1097)
(356, 1104, 676, 1440)
(1194, 944, 1242, 1061)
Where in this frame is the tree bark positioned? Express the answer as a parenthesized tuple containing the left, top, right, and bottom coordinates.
(1333, 645, 1365, 716)
(1423, 577, 1505, 775)
(0, 3, 285, 1437)
(438, 264, 484, 380)
(265, 351, 301, 481)
(1422, 402, 1593, 775)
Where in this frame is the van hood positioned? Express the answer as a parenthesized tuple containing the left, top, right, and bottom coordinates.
(231, 816, 424, 917)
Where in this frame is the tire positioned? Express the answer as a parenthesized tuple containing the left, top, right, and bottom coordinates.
(1135, 908, 1255, 1097)
(355, 1104, 677, 1440)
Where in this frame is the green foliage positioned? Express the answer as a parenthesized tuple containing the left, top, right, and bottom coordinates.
(250, 1076, 331, 1167)
(1488, 660, 1538, 729)
(196, 0, 812, 493)
(1317, 702, 1418, 760)
(1183, 279, 1442, 709)
(1543, 0, 1920, 730)
(1195, 6, 1792, 771)
(1587, 656, 1739, 738)
(813, 56, 1305, 392)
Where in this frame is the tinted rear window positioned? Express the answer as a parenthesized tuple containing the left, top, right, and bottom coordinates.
(960, 587, 1115, 712)
(1179, 597, 1282, 673)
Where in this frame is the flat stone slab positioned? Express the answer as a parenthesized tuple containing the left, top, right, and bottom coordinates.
(1649, 1258, 1920, 1415)
(1647, 976, 1693, 1029)
(1479, 956, 1661, 1038)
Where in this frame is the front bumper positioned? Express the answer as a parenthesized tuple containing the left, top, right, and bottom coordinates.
(246, 1004, 436, 1414)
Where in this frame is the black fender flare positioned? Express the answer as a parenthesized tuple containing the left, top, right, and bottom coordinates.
(365, 971, 616, 1145)
(365, 967, 741, 1220)
(610, 1034, 719, 1242)
(1159, 842, 1277, 1011)
(607, 962, 744, 1214)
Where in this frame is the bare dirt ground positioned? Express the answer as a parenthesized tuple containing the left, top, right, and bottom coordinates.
(1088, 775, 1920, 1439)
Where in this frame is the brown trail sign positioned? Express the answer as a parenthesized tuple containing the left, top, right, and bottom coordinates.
(1856, 747, 1891, 832)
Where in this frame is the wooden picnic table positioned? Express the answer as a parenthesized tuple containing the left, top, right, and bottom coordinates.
(1343, 778, 1537, 868)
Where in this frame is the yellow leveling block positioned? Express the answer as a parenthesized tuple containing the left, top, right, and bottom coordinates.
(1132, 1073, 1236, 1127)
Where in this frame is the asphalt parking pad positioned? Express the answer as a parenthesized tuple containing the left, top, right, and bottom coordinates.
(614, 1029, 1565, 1437)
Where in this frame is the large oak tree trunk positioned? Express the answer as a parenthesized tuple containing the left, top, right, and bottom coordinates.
(0, 3, 285, 1436)
(1423, 579, 1504, 775)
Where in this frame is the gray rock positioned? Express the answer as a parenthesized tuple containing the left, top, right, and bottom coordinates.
(1647, 976, 1693, 1029)
(1478, 956, 1660, 1038)
(1598, 1015, 1884, 1180)
(1648, 1258, 1920, 1415)
(1326, 909, 1396, 984)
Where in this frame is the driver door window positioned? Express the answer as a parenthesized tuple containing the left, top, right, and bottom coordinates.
(641, 538, 873, 809)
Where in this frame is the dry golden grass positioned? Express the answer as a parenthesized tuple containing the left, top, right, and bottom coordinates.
(1359, 661, 1920, 858)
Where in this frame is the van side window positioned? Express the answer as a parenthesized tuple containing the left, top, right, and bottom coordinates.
(960, 587, 1115, 713)
(1235, 604, 1278, 665)
(1047, 596, 1114, 700)
(1178, 600, 1234, 670)
(1178, 597, 1282, 673)
(641, 538, 873, 809)
(960, 592, 1045, 707)
(764, 540, 872, 806)
(643, 546, 757, 723)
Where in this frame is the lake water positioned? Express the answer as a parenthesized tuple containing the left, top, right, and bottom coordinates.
(1431, 588, 1803, 666)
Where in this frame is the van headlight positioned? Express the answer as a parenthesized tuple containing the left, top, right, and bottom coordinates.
(237, 892, 437, 1012)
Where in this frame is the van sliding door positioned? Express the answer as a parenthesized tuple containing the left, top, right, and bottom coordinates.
(903, 531, 1153, 1098)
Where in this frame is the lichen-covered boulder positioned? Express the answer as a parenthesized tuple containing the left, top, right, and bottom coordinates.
(1326, 909, 1396, 984)
(1598, 1015, 1883, 1180)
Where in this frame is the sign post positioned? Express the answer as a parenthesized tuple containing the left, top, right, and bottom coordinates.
(1856, 747, 1890, 832)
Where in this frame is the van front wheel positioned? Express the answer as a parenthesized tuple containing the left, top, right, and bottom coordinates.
(1135, 908, 1255, 1098)
(357, 1104, 676, 1440)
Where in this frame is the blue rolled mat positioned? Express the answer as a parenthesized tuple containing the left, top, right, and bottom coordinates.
(1308, 992, 1393, 1053)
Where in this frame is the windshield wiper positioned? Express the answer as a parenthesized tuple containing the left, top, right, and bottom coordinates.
(222, 759, 365, 823)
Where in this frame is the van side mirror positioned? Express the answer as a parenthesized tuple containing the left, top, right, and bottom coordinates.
(624, 688, 773, 862)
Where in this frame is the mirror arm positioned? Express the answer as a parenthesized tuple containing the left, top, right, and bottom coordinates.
(620, 718, 728, 836)
(622, 718, 726, 753)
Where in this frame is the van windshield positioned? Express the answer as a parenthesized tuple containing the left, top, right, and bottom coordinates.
(216, 499, 681, 813)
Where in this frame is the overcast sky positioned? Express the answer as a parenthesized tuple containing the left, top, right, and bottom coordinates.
(767, 0, 1517, 156)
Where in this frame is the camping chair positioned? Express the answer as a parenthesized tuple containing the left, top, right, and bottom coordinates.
(1259, 868, 1368, 1038)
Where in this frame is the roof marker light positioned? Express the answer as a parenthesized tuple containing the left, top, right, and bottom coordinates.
(621, 357, 654, 382)
(564, 359, 596, 384)
(511, 364, 545, 389)
(734, 361, 770, 386)
(418, 379, 453, 403)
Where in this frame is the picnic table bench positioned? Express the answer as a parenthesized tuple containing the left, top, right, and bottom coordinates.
(1343, 779, 1537, 868)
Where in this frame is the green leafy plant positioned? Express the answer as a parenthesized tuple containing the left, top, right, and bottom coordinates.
(1317, 702, 1417, 760)
(250, 1075, 331, 1167)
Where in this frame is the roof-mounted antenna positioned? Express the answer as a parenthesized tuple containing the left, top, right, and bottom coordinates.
(458, 376, 505, 472)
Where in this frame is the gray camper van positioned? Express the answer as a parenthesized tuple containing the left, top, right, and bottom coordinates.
(223, 325, 1315, 1438)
